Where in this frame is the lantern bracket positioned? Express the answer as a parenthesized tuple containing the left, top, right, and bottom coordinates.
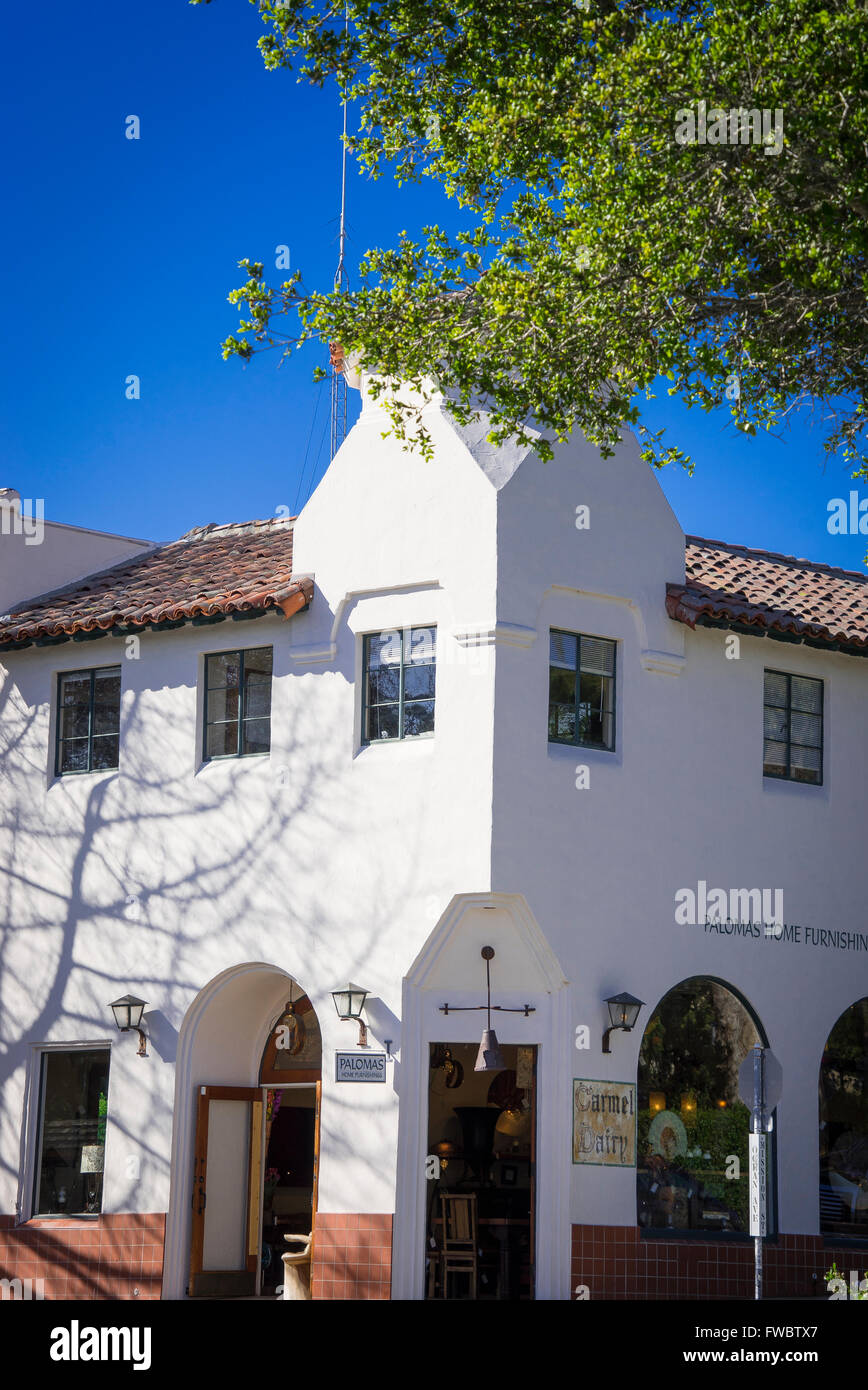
(439, 1003, 535, 1016)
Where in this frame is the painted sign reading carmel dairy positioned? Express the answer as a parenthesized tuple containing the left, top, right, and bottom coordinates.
(572, 1079, 636, 1166)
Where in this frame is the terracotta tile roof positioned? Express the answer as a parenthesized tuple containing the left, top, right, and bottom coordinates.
(0, 518, 312, 651)
(2, 515, 864, 658)
(669, 536, 868, 655)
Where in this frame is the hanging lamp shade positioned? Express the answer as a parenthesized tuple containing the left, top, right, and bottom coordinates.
(474, 1028, 504, 1073)
(495, 1106, 529, 1137)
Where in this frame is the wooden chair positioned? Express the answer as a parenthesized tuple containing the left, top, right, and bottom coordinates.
(280, 1231, 312, 1301)
(439, 1193, 478, 1299)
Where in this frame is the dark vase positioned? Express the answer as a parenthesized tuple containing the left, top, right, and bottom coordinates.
(454, 1107, 500, 1182)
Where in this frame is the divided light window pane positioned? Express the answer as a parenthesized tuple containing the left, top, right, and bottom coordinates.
(203, 647, 272, 761)
(56, 667, 121, 775)
(550, 632, 577, 669)
(579, 636, 615, 677)
(363, 627, 437, 743)
(791, 675, 822, 713)
(763, 670, 789, 708)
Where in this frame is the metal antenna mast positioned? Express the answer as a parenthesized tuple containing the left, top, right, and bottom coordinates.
(329, 6, 350, 460)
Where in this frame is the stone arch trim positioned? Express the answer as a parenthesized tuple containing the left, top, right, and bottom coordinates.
(643, 973, 771, 1048)
(406, 890, 569, 994)
(394, 892, 572, 1301)
(162, 961, 298, 1300)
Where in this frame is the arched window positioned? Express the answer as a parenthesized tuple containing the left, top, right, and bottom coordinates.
(819, 997, 868, 1236)
(637, 977, 763, 1234)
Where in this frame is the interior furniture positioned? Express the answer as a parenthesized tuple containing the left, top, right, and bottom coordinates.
(280, 1231, 312, 1301)
(439, 1192, 478, 1299)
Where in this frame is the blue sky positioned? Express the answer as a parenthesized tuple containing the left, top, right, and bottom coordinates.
(3, 0, 866, 573)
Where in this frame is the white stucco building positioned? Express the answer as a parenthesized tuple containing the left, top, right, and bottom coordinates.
(1, 375, 866, 1301)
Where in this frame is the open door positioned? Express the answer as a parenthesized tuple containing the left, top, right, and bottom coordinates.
(189, 1085, 263, 1298)
(425, 1043, 536, 1299)
(526, 1046, 537, 1299)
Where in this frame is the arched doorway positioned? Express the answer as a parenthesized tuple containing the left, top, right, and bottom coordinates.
(392, 892, 571, 1302)
(162, 964, 321, 1300)
(257, 991, 322, 1296)
(636, 976, 767, 1236)
(819, 997, 868, 1237)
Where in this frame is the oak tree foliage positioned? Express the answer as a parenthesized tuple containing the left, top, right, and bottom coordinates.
(194, 0, 868, 472)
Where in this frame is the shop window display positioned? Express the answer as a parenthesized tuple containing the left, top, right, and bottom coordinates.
(820, 997, 868, 1236)
(637, 978, 763, 1234)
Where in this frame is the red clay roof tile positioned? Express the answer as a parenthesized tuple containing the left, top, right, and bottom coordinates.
(670, 536, 868, 654)
(0, 517, 310, 650)
(1, 518, 865, 657)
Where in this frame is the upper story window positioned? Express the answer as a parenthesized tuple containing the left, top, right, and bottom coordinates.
(56, 666, 121, 775)
(33, 1048, 110, 1216)
(548, 630, 616, 750)
(363, 627, 436, 743)
(204, 646, 273, 761)
(763, 669, 822, 784)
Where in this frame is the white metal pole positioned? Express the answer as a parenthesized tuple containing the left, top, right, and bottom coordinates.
(751, 1044, 766, 1301)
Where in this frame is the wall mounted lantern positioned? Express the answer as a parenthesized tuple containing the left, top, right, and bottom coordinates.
(110, 995, 148, 1057)
(439, 946, 535, 1074)
(331, 983, 369, 1047)
(602, 992, 643, 1053)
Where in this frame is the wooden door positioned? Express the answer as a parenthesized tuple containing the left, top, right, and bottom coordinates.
(310, 1080, 322, 1275)
(189, 1085, 264, 1298)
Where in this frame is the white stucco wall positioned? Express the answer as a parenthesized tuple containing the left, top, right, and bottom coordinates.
(0, 383, 865, 1299)
(488, 425, 868, 1239)
(0, 392, 504, 1259)
(0, 512, 153, 614)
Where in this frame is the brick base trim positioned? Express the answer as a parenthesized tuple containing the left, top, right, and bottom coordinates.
(571, 1223, 864, 1300)
(0, 1213, 165, 1300)
(312, 1214, 392, 1300)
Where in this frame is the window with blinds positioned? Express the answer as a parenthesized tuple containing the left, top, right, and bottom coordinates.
(548, 630, 616, 750)
(763, 669, 823, 784)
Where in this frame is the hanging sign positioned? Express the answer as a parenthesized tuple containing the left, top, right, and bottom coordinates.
(516, 1046, 535, 1090)
(335, 1051, 387, 1082)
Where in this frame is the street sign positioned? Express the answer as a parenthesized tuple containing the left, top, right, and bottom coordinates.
(739, 1048, 783, 1114)
(749, 1132, 767, 1236)
(738, 1045, 783, 1298)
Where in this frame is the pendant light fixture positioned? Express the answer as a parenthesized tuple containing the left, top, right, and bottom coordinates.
(439, 946, 535, 1073)
(275, 981, 306, 1056)
(474, 947, 504, 1072)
